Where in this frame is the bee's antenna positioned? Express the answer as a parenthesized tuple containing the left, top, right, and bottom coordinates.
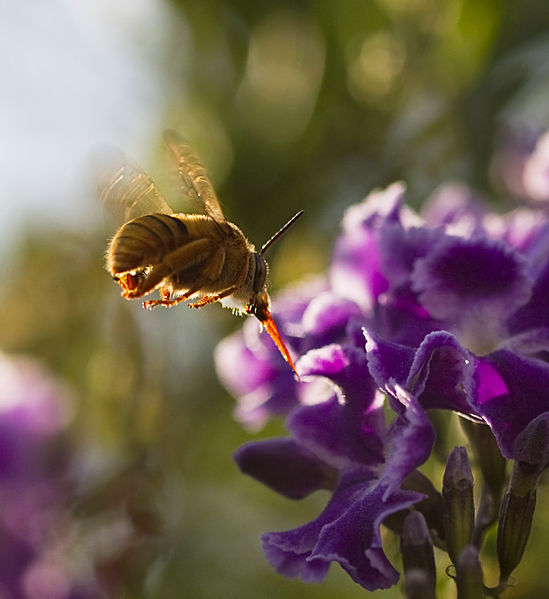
(260, 210, 304, 256)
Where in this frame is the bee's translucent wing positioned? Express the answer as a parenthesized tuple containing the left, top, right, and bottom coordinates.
(98, 153, 173, 223)
(163, 130, 226, 223)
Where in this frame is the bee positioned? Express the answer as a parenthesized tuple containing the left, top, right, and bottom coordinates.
(101, 130, 302, 378)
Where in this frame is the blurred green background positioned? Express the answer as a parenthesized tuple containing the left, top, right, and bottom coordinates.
(2, 0, 549, 597)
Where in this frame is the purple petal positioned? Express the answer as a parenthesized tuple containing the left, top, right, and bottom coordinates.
(288, 395, 384, 470)
(405, 331, 476, 415)
(412, 235, 532, 323)
(341, 182, 405, 232)
(262, 468, 424, 591)
(234, 439, 335, 499)
(412, 236, 533, 352)
(422, 182, 487, 231)
(214, 329, 278, 398)
(215, 321, 299, 428)
(473, 350, 549, 458)
(261, 469, 376, 583)
(311, 481, 423, 590)
(295, 390, 433, 591)
(0, 355, 73, 482)
(375, 291, 440, 347)
(292, 344, 385, 467)
(500, 327, 549, 357)
(330, 224, 387, 310)
(364, 329, 416, 390)
(262, 538, 331, 583)
(301, 292, 363, 342)
(269, 276, 330, 353)
(330, 183, 406, 309)
(380, 385, 435, 490)
(377, 222, 443, 289)
(365, 329, 477, 417)
(486, 208, 549, 277)
(297, 343, 374, 403)
(507, 260, 549, 334)
(215, 277, 330, 427)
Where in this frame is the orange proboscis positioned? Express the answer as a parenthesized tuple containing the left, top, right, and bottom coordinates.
(262, 311, 301, 381)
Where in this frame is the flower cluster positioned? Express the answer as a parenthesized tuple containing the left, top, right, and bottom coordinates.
(0, 353, 103, 599)
(215, 173, 549, 592)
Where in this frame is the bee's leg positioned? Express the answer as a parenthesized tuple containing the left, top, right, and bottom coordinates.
(143, 241, 226, 309)
(188, 286, 238, 308)
(141, 239, 221, 308)
(121, 263, 171, 299)
(185, 246, 230, 308)
(143, 285, 202, 310)
(116, 265, 163, 299)
(163, 239, 221, 272)
(117, 272, 142, 296)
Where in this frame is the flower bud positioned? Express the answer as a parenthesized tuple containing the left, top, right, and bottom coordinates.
(497, 413, 549, 584)
(460, 420, 506, 498)
(456, 545, 484, 599)
(497, 489, 536, 585)
(460, 421, 507, 541)
(403, 569, 436, 599)
(513, 412, 549, 485)
(400, 511, 436, 597)
(442, 447, 474, 565)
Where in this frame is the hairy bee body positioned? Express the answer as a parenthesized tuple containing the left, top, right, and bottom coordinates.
(107, 213, 255, 308)
(107, 213, 190, 274)
(101, 130, 300, 376)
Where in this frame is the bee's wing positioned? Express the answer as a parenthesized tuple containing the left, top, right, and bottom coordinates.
(163, 130, 227, 223)
(98, 153, 174, 223)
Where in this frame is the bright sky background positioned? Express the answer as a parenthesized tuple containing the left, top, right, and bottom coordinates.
(0, 0, 173, 255)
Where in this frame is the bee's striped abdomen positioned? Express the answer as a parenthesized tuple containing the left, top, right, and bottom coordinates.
(107, 213, 189, 274)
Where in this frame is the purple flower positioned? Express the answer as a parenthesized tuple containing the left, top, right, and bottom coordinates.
(236, 345, 434, 590)
(0, 353, 104, 599)
(215, 175, 549, 591)
(357, 184, 549, 458)
(215, 277, 363, 428)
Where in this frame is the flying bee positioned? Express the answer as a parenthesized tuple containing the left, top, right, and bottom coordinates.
(101, 130, 302, 378)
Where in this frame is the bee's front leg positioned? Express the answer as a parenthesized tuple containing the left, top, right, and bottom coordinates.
(188, 286, 237, 308)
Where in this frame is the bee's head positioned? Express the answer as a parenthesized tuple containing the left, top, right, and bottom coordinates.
(245, 253, 299, 380)
(245, 210, 304, 316)
(245, 252, 269, 318)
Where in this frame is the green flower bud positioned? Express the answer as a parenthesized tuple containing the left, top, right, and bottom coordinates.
(400, 511, 436, 597)
(456, 545, 484, 599)
(403, 569, 436, 599)
(442, 447, 475, 565)
(460, 420, 506, 498)
(497, 414, 549, 585)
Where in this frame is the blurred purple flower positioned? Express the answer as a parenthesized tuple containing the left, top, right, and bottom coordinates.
(490, 125, 540, 200)
(523, 130, 549, 203)
(0, 353, 103, 599)
(215, 277, 363, 429)
(491, 126, 549, 205)
(215, 177, 549, 590)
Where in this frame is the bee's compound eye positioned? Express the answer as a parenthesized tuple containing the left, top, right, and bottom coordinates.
(253, 253, 267, 294)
